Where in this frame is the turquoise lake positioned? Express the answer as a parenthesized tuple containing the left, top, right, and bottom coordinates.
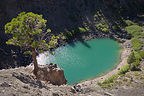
(37, 39, 121, 84)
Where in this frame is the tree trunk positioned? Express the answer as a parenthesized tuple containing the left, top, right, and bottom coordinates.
(31, 47, 39, 75)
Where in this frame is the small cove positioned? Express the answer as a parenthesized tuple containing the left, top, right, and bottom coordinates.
(37, 38, 121, 84)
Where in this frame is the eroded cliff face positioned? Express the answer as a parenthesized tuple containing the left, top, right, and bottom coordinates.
(37, 63, 67, 85)
(0, 0, 144, 69)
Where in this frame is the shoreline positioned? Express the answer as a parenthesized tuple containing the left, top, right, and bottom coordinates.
(78, 40, 131, 85)
(2, 38, 131, 86)
(38, 37, 129, 85)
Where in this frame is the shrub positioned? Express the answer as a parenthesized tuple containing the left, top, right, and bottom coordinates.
(62, 35, 67, 39)
(66, 31, 73, 37)
(94, 14, 98, 21)
(127, 52, 141, 71)
(112, 25, 118, 30)
(125, 20, 135, 26)
(125, 25, 142, 37)
(103, 74, 118, 84)
(134, 33, 144, 38)
(138, 51, 144, 59)
(78, 27, 88, 33)
(71, 30, 75, 34)
(102, 28, 109, 32)
(127, 52, 136, 64)
(131, 38, 143, 51)
(97, 82, 103, 86)
(118, 64, 130, 75)
(130, 59, 140, 71)
(97, 74, 118, 88)
(96, 24, 109, 32)
(134, 51, 142, 60)
(94, 14, 98, 18)
(97, 82, 112, 88)
(133, 59, 140, 67)
(85, 27, 89, 31)
(96, 24, 105, 30)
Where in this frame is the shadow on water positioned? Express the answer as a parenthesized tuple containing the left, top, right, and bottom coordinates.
(80, 40, 91, 48)
(68, 42, 75, 47)
(68, 37, 91, 48)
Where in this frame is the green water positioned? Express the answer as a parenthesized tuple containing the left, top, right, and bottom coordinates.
(44, 39, 121, 84)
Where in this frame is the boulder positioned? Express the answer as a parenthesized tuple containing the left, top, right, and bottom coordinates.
(36, 63, 67, 85)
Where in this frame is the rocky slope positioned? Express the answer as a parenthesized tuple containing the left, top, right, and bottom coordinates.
(0, 66, 74, 96)
(0, 0, 144, 69)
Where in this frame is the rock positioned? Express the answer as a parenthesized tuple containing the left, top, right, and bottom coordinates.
(0, 82, 11, 87)
(70, 87, 76, 93)
(36, 63, 67, 85)
(104, 92, 113, 96)
(72, 85, 82, 92)
(53, 92, 59, 96)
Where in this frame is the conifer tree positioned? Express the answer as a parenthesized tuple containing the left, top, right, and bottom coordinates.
(5, 12, 63, 75)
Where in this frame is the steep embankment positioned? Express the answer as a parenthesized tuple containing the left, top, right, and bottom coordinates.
(0, 0, 144, 69)
(0, 66, 74, 96)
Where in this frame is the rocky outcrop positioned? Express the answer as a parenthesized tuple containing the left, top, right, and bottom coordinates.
(37, 63, 67, 85)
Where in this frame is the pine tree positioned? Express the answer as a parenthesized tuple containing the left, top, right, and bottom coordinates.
(5, 12, 63, 75)
(127, 52, 136, 64)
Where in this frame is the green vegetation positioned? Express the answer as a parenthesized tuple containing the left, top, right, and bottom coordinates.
(103, 74, 118, 84)
(138, 51, 144, 59)
(78, 27, 88, 33)
(134, 51, 142, 60)
(124, 20, 135, 26)
(131, 38, 143, 51)
(135, 33, 144, 38)
(127, 52, 136, 64)
(118, 64, 130, 75)
(5, 12, 63, 75)
(94, 11, 110, 32)
(97, 74, 118, 88)
(131, 59, 140, 70)
(96, 24, 109, 32)
(127, 52, 141, 70)
(125, 25, 143, 37)
(65, 27, 88, 38)
(66, 31, 73, 37)
(125, 20, 143, 71)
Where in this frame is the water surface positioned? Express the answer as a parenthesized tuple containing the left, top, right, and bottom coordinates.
(37, 39, 121, 84)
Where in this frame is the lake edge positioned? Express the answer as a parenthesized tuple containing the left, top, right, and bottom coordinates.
(78, 40, 131, 85)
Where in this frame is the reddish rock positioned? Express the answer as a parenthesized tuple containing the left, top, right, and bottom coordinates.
(36, 63, 67, 85)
